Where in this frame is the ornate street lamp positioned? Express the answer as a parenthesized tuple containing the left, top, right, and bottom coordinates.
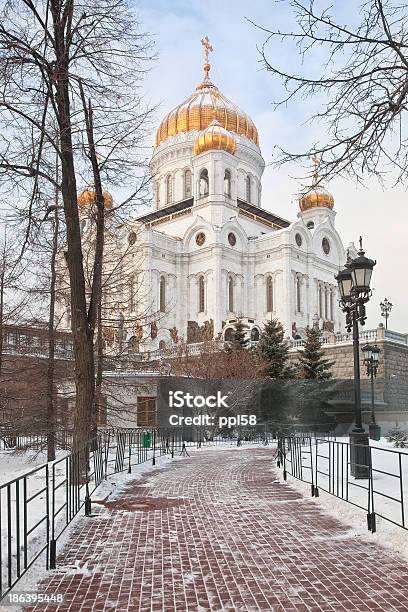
(362, 344, 381, 441)
(380, 298, 393, 330)
(335, 237, 376, 479)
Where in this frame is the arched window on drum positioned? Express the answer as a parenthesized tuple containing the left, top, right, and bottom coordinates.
(224, 169, 231, 197)
(166, 174, 173, 205)
(184, 168, 192, 198)
(199, 169, 209, 196)
(245, 175, 251, 202)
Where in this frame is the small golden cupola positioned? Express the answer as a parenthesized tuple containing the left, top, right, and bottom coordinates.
(194, 117, 237, 156)
(77, 185, 114, 209)
(299, 156, 334, 211)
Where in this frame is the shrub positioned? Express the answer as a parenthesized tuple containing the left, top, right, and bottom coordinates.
(386, 427, 408, 448)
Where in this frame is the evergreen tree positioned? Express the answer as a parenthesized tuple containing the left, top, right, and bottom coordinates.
(298, 326, 334, 380)
(257, 318, 294, 379)
(225, 319, 249, 352)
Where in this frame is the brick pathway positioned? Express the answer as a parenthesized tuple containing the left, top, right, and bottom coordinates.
(25, 447, 408, 611)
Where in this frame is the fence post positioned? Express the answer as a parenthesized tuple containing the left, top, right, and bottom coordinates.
(49, 463, 57, 569)
(367, 446, 376, 533)
(309, 436, 317, 497)
(152, 430, 156, 466)
(128, 442, 132, 474)
(400, 452, 405, 530)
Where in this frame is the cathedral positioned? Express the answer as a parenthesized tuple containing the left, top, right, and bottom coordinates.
(60, 39, 352, 356)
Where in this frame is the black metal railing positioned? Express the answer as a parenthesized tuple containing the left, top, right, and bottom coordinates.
(277, 435, 408, 534)
(0, 426, 265, 600)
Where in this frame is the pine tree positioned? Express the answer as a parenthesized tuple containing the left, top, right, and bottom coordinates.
(298, 326, 334, 380)
(225, 319, 249, 352)
(257, 318, 294, 379)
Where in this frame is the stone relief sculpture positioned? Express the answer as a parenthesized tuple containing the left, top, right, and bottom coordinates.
(150, 321, 158, 339)
(169, 326, 179, 344)
(187, 319, 214, 343)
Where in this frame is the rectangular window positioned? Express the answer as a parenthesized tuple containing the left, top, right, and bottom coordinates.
(137, 397, 157, 427)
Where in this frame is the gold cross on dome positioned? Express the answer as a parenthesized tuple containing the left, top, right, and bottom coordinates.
(201, 36, 213, 65)
(312, 154, 320, 181)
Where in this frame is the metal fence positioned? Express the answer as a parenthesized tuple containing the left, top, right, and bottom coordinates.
(276, 435, 408, 534)
(0, 431, 74, 452)
(0, 426, 264, 601)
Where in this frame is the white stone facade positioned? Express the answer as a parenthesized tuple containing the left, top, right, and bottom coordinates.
(57, 80, 351, 355)
(111, 125, 349, 353)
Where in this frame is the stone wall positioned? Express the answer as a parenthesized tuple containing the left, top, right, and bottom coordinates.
(289, 325, 408, 431)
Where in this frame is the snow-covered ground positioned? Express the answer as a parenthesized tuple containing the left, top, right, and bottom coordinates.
(0, 436, 249, 603)
(280, 436, 408, 556)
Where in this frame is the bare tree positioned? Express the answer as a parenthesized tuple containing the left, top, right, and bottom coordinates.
(253, 0, 408, 185)
(0, 0, 154, 450)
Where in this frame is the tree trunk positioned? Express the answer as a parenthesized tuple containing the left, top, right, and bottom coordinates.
(95, 298, 104, 432)
(0, 266, 4, 380)
(51, 3, 95, 454)
(47, 204, 59, 462)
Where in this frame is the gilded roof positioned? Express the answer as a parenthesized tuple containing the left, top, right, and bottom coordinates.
(155, 37, 259, 148)
(194, 118, 236, 156)
(299, 156, 334, 211)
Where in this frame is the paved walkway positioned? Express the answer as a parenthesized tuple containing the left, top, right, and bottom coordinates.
(26, 447, 408, 611)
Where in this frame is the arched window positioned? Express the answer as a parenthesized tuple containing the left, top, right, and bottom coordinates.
(296, 277, 301, 313)
(330, 288, 334, 321)
(184, 169, 192, 199)
(224, 169, 231, 197)
(129, 276, 135, 311)
(246, 175, 251, 202)
(159, 276, 166, 312)
(251, 328, 260, 342)
(159, 340, 166, 350)
(199, 168, 209, 196)
(224, 328, 234, 341)
(228, 277, 234, 312)
(198, 276, 205, 313)
(155, 180, 160, 208)
(166, 175, 173, 205)
(266, 276, 273, 312)
(318, 284, 323, 318)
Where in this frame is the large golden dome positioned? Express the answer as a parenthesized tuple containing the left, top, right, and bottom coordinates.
(299, 156, 334, 211)
(155, 37, 259, 148)
(194, 118, 237, 156)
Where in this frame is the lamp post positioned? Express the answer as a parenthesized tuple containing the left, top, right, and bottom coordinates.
(335, 237, 376, 479)
(362, 344, 381, 441)
(380, 298, 393, 330)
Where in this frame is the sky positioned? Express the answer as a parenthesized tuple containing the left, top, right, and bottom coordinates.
(134, 0, 408, 332)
